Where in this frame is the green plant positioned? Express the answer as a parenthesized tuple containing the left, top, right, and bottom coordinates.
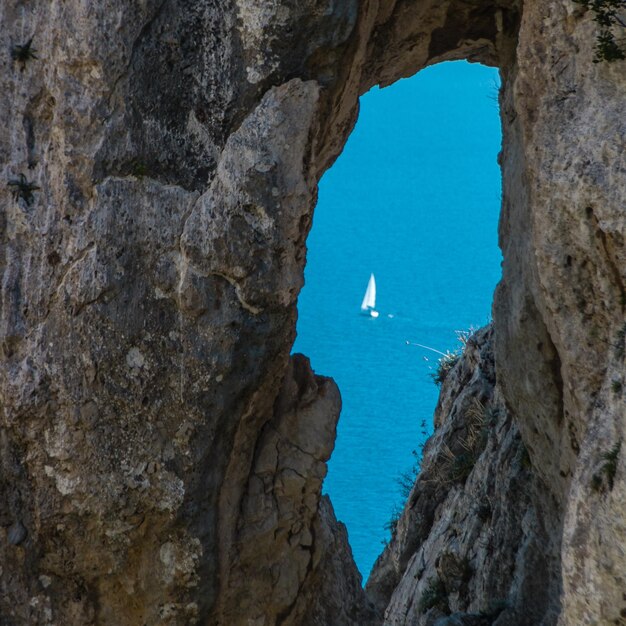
(11, 37, 38, 68)
(611, 379, 623, 394)
(397, 449, 421, 499)
(572, 0, 626, 62)
(420, 577, 449, 614)
(452, 398, 490, 480)
(603, 442, 621, 489)
(486, 406, 501, 427)
(409, 329, 476, 386)
(130, 159, 149, 178)
(427, 444, 478, 485)
(480, 599, 509, 617)
(595, 29, 626, 60)
(8, 173, 40, 205)
(450, 451, 477, 481)
(431, 350, 460, 386)
(616, 322, 626, 360)
(384, 505, 402, 537)
(423, 398, 490, 486)
(592, 441, 621, 491)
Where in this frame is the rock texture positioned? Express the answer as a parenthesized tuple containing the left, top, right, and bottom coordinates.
(214, 353, 377, 625)
(367, 327, 561, 626)
(1, 0, 625, 624)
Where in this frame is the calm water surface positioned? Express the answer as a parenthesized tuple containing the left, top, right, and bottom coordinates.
(293, 61, 502, 578)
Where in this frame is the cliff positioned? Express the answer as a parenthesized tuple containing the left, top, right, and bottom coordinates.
(1, 0, 625, 624)
(368, 326, 561, 626)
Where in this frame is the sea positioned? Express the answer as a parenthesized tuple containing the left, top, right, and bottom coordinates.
(293, 61, 503, 580)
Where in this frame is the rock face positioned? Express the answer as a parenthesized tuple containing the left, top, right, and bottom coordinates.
(367, 327, 562, 626)
(0, 0, 624, 625)
(214, 353, 377, 625)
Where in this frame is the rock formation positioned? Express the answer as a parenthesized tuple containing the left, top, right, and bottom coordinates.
(368, 326, 562, 626)
(1, 0, 624, 624)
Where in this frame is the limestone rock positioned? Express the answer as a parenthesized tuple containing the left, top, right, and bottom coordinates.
(215, 354, 378, 625)
(1, 0, 625, 624)
(368, 327, 560, 626)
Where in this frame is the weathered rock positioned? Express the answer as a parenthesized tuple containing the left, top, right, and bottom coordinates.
(368, 327, 561, 626)
(1, 0, 625, 624)
(215, 353, 378, 625)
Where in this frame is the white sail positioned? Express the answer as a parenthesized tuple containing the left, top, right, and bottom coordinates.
(361, 273, 377, 311)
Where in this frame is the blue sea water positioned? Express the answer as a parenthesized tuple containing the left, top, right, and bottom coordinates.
(293, 61, 502, 579)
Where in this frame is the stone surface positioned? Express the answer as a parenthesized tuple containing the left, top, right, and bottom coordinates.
(214, 353, 378, 625)
(1, 0, 625, 624)
(367, 327, 561, 626)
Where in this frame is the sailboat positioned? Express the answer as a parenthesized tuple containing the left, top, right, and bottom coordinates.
(360, 273, 379, 318)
